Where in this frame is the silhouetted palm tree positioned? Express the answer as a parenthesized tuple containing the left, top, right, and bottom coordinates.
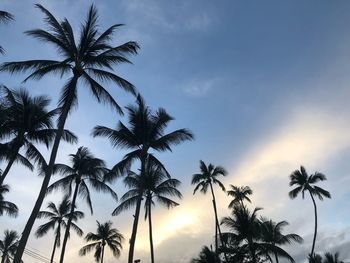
(79, 221, 123, 263)
(35, 196, 84, 263)
(227, 185, 253, 208)
(47, 146, 117, 263)
(260, 219, 303, 263)
(0, 11, 14, 54)
(192, 160, 227, 254)
(289, 166, 331, 256)
(93, 95, 193, 263)
(0, 86, 77, 184)
(0, 184, 18, 217)
(324, 252, 344, 263)
(0, 4, 138, 261)
(309, 253, 323, 263)
(0, 230, 19, 263)
(191, 246, 220, 263)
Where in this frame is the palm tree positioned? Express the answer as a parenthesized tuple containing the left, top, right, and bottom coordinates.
(0, 184, 18, 217)
(309, 253, 323, 263)
(192, 160, 227, 255)
(0, 86, 77, 184)
(191, 246, 220, 263)
(35, 196, 84, 263)
(92, 95, 193, 263)
(289, 166, 331, 256)
(113, 161, 182, 263)
(0, 10, 14, 54)
(260, 219, 303, 263)
(227, 185, 253, 208)
(79, 221, 123, 263)
(323, 252, 344, 263)
(0, 230, 19, 263)
(0, 4, 138, 261)
(47, 146, 117, 263)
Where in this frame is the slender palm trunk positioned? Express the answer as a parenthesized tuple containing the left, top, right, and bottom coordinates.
(309, 191, 318, 256)
(13, 76, 78, 263)
(50, 225, 60, 263)
(0, 145, 20, 184)
(59, 181, 80, 263)
(148, 201, 155, 263)
(274, 251, 279, 263)
(209, 183, 219, 253)
(101, 243, 105, 263)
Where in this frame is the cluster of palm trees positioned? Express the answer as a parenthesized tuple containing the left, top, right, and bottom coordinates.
(0, 3, 345, 263)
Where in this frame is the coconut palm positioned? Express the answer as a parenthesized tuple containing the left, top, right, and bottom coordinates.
(47, 146, 117, 263)
(191, 246, 220, 263)
(289, 166, 331, 256)
(0, 230, 19, 263)
(113, 161, 181, 263)
(92, 94, 193, 263)
(192, 160, 227, 255)
(35, 196, 84, 263)
(227, 185, 253, 208)
(0, 184, 18, 217)
(0, 86, 77, 184)
(260, 219, 303, 263)
(79, 221, 124, 263)
(0, 10, 14, 54)
(1, 4, 138, 261)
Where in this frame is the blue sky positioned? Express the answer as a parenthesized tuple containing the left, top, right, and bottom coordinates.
(1, 1, 350, 262)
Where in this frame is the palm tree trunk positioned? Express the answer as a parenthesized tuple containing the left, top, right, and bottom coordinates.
(0, 145, 20, 184)
(1, 253, 6, 263)
(209, 182, 219, 254)
(148, 201, 155, 263)
(101, 243, 105, 263)
(13, 76, 78, 263)
(309, 191, 318, 256)
(59, 182, 80, 263)
(274, 251, 279, 263)
(50, 225, 60, 263)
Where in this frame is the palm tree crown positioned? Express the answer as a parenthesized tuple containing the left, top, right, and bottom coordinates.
(0, 184, 18, 217)
(0, 10, 14, 54)
(79, 221, 124, 263)
(191, 246, 221, 263)
(0, 230, 19, 263)
(227, 185, 253, 208)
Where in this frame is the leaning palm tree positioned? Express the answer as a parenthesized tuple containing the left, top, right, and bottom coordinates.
(191, 246, 220, 263)
(227, 185, 253, 208)
(0, 86, 77, 184)
(47, 146, 117, 263)
(0, 10, 14, 54)
(0, 230, 19, 263)
(92, 94, 193, 263)
(35, 196, 84, 263)
(192, 160, 227, 255)
(0, 184, 18, 217)
(289, 166, 331, 256)
(260, 219, 303, 263)
(79, 221, 124, 263)
(0, 4, 138, 261)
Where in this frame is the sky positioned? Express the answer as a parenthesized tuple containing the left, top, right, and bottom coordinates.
(1, 0, 350, 262)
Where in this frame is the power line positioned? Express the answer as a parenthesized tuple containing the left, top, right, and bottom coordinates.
(24, 248, 55, 263)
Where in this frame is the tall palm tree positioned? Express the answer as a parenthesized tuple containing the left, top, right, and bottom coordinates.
(47, 146, 117, 263)
(260, 219, 303, 263)
(191, 246, 220, 263)
(0, 86, 77, 184)
(0, 10, 14, 54)
(79, 221, 124, 263)
(289, 166, 331, 256)
(192, 160, 227, 255)
(0, 184, 18, 217)
(113, 161, 181, 263)
(92, 95, 193, 263)
(0, 4, 138, 261)
(227, 185, 253, 208)
(0, 230, 19, 263)
(35, 196, 84, 263)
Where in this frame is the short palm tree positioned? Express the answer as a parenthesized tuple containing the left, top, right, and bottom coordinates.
(47, 146, 117, 263)
(0, 230, 19, 263)
(260, 219, 303, 263)
(192, 160, 227, 255)
(0, 10, 14, 54)
(0, 86, 77, 184)
(35, 196, 84, 263)
(227, 185, 253, 208)
(0, 184, 18, 217)
(92, 95, 193, 263)
(289, 166, 331, 256)
(1, 4, 138, 262)
(79, 221, 124, 263)
(191, 246, 220, 263)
